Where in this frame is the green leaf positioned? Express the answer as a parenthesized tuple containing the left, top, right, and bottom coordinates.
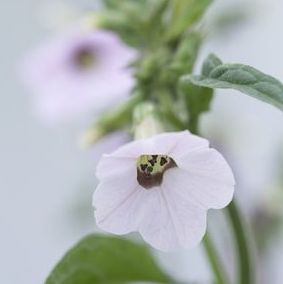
(103, 0, 146, 9)
(183, 85, 213, 116)
(181, 53, 283, 111)
(101, 0, 170, 49)
(99, 9, 146, 47)
(45, 234, 171, 284)
(201, 53, 222, 76)
(180, 83, 213, 133)
(173, 32, 203, 73)
(166, 0, 213, 41)
(162, 32, 202, 87)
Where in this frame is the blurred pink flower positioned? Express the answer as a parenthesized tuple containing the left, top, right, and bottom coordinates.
(21, 29, 137, 123)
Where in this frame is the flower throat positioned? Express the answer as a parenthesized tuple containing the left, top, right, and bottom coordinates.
(74, 46, 96, 70)
(137, 155, 177, 189)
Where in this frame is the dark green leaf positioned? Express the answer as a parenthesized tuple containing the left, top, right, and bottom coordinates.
(180, 83, 213, 133)
(45, 234, 171, 284)
(182, 53, 283, 111)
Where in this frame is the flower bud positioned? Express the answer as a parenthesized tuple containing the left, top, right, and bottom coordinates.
(133, 102, 164, 140)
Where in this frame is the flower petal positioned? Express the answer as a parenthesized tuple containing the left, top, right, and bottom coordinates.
(108, 138, 151, 158)
(96, 154, 136, 180)
(110, 131, 208, 159)
(164, 166, 234, 210)
(167, 131, 209, 160)
(93, 166, 144, 234)
(138, 185, 207, 251)
(178, 148, 235, 187)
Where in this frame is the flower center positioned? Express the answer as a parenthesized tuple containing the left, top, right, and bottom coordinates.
(74, 46, 96, 70)
(137, 155, 177, 189)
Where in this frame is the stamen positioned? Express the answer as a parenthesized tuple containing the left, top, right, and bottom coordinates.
(137, 155, 177, 189)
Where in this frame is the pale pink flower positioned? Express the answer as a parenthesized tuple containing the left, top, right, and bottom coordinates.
(93, 131, 235, 251)
(21, 29, 136, 123)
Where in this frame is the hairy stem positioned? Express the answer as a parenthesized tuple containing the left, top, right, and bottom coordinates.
(227, 200, 254, 284)
(203, 233, 229, 284)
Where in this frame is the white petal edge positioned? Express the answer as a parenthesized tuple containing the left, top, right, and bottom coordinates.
(167, 131, 209, 160)
(109, 131, 209, 159)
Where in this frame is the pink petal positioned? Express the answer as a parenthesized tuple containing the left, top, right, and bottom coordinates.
(96, 155, 136, 180)
(93, 165, 141, 234)
(164, 166, 234, 210)
(139, 184, 207, 251)
(167, 131, 209, 160)
(177, 148, 235, 186)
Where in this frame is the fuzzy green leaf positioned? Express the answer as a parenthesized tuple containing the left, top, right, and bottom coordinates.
(45, 234, 171, 284)
(201, 53, 222, 76)
(182, 54, 283, 111)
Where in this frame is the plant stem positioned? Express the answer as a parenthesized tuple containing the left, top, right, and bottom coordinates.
(227, 200, 254, 284)
(203, 233, 229, 284)
(187, 126, 230, 284)
(179, 114, 253, 284)
(187, 115, 199, 134)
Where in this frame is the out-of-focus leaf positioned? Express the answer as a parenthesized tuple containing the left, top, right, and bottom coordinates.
(161, 32, 202, 89)
(172, 32, 203, 73)
(180, 83, 213, 133)
(81, 93, 143, 146)
(45, 234, 171, 284)
(101, 0, 169, 48)
(103, 0, 146, 9)
(182, 85, 213, 117)
(182, 53, 283, 111)
(166, 0, 213, 41)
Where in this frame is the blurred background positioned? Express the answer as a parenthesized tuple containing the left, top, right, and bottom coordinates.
(1, 0, 283, 283)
